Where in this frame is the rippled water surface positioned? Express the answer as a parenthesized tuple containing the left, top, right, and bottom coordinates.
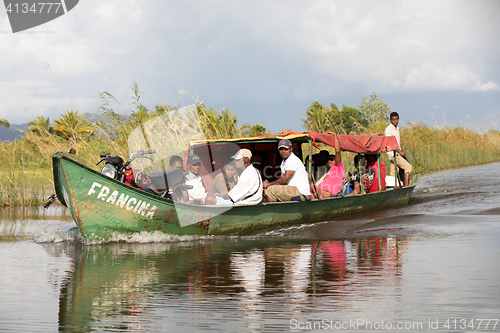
(1, 162, 500, 332)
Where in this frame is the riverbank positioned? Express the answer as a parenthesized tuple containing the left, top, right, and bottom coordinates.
(1, 123, 499, 207)
(402, 124, 500, 173)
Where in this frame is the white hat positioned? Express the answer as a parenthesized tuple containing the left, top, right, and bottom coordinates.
(231, 148, 252, 160)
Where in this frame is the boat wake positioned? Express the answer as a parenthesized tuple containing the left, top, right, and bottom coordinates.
(0, 206, 233, 245)
(5, 201, 500, 245)
(32, 226, 234, 245)
(342, 205, 500, 239)
(33, 225, 82, 243)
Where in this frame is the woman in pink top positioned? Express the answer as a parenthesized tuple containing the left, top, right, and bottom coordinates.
(315, 131, 345, 198)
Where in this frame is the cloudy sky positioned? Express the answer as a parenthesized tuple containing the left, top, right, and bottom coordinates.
(1, 0, 499, 133)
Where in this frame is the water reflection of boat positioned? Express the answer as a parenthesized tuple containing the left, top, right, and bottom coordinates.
(52, 130, 419, 240)
(56, 237, 409, 331)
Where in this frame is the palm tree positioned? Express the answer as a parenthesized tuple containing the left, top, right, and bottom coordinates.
(302, 101, 336, 132)
(217, 108, 249, 138)
(27, 116, 53, 136)
(0, 118, 9, 128)
(197, 104, 249, 139)
(51, 110, 95, 142)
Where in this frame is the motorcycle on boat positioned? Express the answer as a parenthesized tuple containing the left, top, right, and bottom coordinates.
(44, 150, 190, 208)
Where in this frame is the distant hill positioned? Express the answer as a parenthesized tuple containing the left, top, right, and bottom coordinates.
(0, 113, 104, 142)
(0, 124, 28, 142)
(83, 112, 106, 123)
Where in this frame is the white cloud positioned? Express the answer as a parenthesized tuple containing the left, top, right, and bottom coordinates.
(0, 0, 498, 128)
(477, 81, 500, 92)
(284, 0, 500, 93)
(403, 63, 500, 92)
(0, 79, 93, 123)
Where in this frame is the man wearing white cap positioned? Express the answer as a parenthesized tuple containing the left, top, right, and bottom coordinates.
(213, 148, 263, 205)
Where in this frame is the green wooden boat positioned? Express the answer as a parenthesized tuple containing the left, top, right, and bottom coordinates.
(52, 130, 420, 240)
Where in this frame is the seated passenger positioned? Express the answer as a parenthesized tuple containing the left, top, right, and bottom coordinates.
(214, 149, 263, 205)
(263, 139, 311, 202)
(347, 154, 365, 195)
(250, 154, 264, 180)
(169, 155, 188, 202)
(209, 159, 238, 195)
(169, 155, 184, 169)
(365, 154, 386, 193)
(314, 131, 345, 198)
(254, 152, 273, 182)
(314, 150, 331, 182)
(351, 154, 386, 194)
(185, 154, 208, 204)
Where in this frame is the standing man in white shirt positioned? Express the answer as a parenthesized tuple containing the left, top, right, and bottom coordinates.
(385, 112, 412, 187)
(214, 149, 263, 205)
(263, 139, 312, 202)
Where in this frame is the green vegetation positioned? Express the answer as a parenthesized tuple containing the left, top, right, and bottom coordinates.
(302, 92, 391, 135)
(402, 125, 500, 172)
(305, 94, 500, 174)
(302, 101, 369, 134)
(0, 119, 9, 128)
(0, 83, 274, 206)
(0, 85, 499, 207)
(358, 92, 392, 125)
(0, 172, 50, 207)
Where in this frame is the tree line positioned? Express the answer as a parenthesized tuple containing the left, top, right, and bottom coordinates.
(1, 84, 499, 185)
(0, 87, 391, 147)
(7, 83, 277, 147)
(302, 92, 391, 134)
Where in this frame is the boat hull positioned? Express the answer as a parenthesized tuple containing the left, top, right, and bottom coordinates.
(53, 152, 419, 239)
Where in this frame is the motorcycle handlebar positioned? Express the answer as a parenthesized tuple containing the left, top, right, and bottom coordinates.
(123, 150, 156, 167)
(128, 150, 155, 160)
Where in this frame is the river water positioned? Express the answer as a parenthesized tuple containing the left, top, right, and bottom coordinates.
(1, 162, 500, 332)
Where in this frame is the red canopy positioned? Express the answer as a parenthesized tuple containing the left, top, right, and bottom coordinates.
(285, 132, 400, 154)
(191, 131, 400, 155)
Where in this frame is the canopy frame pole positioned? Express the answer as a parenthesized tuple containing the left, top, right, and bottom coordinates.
(377, 154, 382, 192)
(394, 151, 402, 188)
(358, 153, 364, 194)
(309, 139, 321, 200)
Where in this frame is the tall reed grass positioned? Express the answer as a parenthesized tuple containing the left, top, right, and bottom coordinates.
(1, 114, 499, 207)
(0, 132, 128, 207)
(0, 172, 51, 207)
(401, 124, 500, 173)
(307, 123, 500, 175)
